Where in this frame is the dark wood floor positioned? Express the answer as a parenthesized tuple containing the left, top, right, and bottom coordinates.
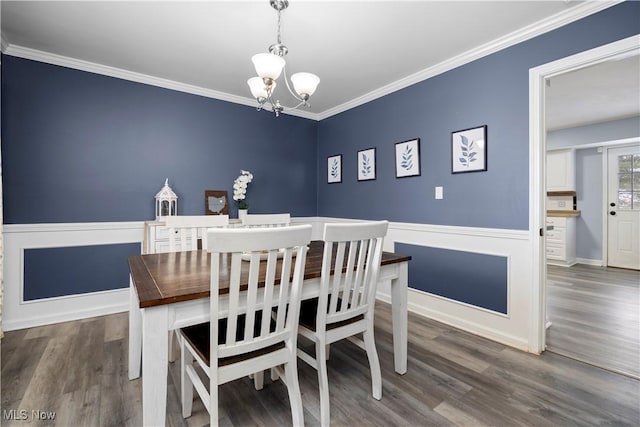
(547, 263, 640, 379)
(2, 302, 639, 426)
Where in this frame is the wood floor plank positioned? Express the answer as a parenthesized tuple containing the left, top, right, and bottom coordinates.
(546, 263, 640, 378)
(2, 299, 639, 426)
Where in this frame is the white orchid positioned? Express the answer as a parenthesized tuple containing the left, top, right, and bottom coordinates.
(232, 170, 253, 209)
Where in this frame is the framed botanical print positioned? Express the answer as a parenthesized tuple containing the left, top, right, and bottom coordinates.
(395, 138, 420, 178)
(357, 148, 376, 181)
(452, 125, 487, 173)
(327, 154, 342, 183)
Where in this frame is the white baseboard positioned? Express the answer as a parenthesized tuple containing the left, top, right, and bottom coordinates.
(576, 257, 603, 266)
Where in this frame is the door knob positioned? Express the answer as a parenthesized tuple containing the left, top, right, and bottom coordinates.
(610, 202, 616, 207)
(610, 211, 616, 216)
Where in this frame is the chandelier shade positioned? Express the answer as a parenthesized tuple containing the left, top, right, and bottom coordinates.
(247, 77, 276, 99)
(248, 0, 320, 117)
(291, 72, 320, 97)
(251, 53, 286, 80)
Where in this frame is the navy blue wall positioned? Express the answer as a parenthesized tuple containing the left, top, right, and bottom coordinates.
(396, 243, 508, 314)
(24, 243, 139, 300)
(317, 2, 640, 230)
(2, 3, 638, 306)
(1, 56, 319, 223)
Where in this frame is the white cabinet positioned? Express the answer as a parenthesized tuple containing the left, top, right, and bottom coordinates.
(143, 221, 195, 254)
(547, 149, 575, 191)
(546, 216, 576, 267)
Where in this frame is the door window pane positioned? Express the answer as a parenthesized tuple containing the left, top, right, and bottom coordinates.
(618, 191, 632, 209)
(619, 155, 633, 173)
(618, 173, 632, 191)
(617, 154, 639, 209)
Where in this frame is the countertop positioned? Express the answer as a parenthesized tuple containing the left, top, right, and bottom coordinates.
(547, 210, 581, 217)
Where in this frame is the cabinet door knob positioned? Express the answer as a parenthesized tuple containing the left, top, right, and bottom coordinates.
(610, 211, 616, 216)
(610, 202, 616, 207)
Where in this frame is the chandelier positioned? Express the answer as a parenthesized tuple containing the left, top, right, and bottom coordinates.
(247, 0, 320, 117)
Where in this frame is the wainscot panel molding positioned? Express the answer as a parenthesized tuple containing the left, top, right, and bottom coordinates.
(3, 221, 144, 331)
(4, 217, 535, 353)
(317, 217, 532, 351)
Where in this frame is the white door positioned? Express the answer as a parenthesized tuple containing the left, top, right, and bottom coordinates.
(607, 144, 640, 270)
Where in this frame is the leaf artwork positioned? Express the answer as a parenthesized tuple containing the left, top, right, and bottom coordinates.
(458, 135, 478, 168)
(361, 154, 372, 176)
(400, 145, 414, 171)
(330, 158, 339, 178)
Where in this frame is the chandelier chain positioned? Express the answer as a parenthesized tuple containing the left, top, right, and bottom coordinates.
(276, 7, 282, 45)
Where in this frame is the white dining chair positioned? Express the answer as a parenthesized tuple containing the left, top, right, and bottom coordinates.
(178, 224, 312, 427)
(161, 215, 230, 362)
(241, 213, 291, 227)
(296, 220, 389, 427)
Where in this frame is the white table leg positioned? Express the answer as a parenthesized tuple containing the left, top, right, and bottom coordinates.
(142, 306, 169, 427)
(128, 276, 142, 380)
(390, 262, 408, 374)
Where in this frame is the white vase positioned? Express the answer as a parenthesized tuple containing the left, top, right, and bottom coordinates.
(238, 209, 248, 221)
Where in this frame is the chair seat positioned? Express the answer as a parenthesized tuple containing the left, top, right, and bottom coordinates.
(299, 298, 364, 332)
(181, 315, 283, 367)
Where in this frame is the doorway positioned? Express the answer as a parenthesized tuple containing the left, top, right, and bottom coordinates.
(529, 35, 640, 374)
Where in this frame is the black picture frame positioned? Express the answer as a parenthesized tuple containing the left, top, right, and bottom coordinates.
(452, 125, 488, 174)
(395, 138, 421, 178)
(327, 154, 342, 184)
(357, 147, 376, 181)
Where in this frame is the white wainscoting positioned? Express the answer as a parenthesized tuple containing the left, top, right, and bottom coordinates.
(318, 217, 533, 351)
(2, 222, 145, 331)
(3, 217, 536, 353)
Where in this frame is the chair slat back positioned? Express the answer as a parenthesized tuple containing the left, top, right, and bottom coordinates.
(207, 225, 312, 360)
(319, 221, 389, 327)
(241, 213, 291, 228)
(162, 215, 229, 252)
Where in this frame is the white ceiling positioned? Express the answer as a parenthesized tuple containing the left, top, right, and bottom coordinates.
(546, 54, 640, 130)
(1, 0, 635, 125)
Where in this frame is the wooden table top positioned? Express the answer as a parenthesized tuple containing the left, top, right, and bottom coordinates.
(129, 240, 411, 308)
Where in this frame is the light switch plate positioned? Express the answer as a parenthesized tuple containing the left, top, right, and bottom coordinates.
(435, 186, 443, 200)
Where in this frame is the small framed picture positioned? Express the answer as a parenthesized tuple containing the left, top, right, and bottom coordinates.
(452, 125, 487, 173)
(357, 148, 376, 181)
(204, 190, 229, 215)
(327, 154, 342, 183)
(395, 138, 421, 178)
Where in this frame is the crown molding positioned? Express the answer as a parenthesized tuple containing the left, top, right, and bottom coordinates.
(0, 31, 9, 52)
(2, 44, 319, 121)
(1, 0, 620, 122)
(316, 0, 622, 120)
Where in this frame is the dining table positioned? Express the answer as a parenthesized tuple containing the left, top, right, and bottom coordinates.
(128, 240, 411, 427)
